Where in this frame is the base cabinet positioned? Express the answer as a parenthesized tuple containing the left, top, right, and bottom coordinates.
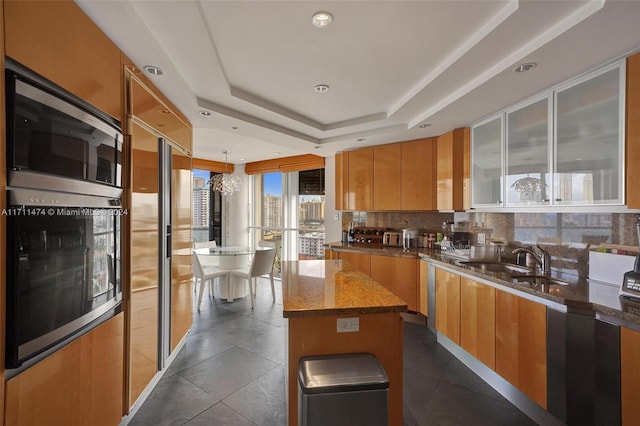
(336, 251, 371, 276)
(435, 268, 461, 345)
(370, 255, 418, 312)
(460, 278, 496, 370)
(495, 290, 547, 409)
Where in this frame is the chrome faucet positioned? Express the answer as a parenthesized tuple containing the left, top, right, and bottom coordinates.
(512, 245, 551, 274)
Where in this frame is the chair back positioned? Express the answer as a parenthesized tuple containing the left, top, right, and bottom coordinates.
(194, 240, 217, 249)
(192, 252, 204, 279)
(249, 248, 276, 278)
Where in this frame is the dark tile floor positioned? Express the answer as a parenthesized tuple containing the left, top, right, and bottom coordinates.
(129, 278, 536, 426)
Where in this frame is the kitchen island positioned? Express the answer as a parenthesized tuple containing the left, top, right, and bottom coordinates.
(282, 259, 408, 426)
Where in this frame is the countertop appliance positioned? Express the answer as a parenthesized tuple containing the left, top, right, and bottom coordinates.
(402, 229, 418, 251)
(620, 215, 640, 300)
(383, 231, 402, 247)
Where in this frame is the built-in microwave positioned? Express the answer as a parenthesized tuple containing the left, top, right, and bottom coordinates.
(4, 60, 124, 372)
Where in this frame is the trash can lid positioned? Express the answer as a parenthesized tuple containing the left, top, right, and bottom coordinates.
(298, 353, 389, 394)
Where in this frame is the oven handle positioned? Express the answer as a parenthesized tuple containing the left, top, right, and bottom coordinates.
(8, 187, 121, 209)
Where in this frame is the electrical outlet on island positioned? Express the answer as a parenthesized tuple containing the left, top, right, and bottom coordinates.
(337, 317, 359, 333)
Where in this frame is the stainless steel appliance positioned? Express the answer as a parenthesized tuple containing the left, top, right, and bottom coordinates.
(4, 60, 123, 370)
(382, 231, 402, 247)
(402, 229, 418, 251)
(620, 215, 640, 299)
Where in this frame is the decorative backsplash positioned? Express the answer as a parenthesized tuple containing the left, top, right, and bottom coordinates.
(342, 210, 640, 278)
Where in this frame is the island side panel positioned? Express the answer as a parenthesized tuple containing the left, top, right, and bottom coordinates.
(287, 312, 404, 425)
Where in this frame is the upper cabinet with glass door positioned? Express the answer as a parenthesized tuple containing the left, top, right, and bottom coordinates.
(554, 62, 625, 206)
(505, 96, 552, 206)
(471, 115, 503, 207)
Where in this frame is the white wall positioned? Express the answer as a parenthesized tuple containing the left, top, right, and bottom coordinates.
(324, 155, 342, 244)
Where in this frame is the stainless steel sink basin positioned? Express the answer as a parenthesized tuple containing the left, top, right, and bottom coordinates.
(510, 274, 569, 291)
(459, 261, 531, 274)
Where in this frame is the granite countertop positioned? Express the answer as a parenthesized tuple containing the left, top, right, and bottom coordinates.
(326, 241, 640, 327)
(281, 259, 408, 318)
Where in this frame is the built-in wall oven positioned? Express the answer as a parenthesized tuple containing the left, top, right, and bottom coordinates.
(4, 59, 123, 371)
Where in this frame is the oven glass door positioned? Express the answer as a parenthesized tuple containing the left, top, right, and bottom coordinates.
(7, 72, 122, 186)
(6, 205, 122, 367)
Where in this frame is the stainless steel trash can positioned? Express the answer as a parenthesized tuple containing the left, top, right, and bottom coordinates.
(298, 353, 389, 426)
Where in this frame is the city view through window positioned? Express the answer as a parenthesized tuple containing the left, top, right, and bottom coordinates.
(192, 169, 325, 262)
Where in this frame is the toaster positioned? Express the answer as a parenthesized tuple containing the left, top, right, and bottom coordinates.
(383, 232, 402, 247)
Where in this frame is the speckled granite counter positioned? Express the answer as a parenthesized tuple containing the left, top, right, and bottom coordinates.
(282, 259, 406, 425)
(281, 259, 407, 318)
(326, 241, 640, 327)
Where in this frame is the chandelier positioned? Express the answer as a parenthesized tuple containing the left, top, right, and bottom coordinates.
(209, 151, 241, 196)
(511, 176, 546, 196)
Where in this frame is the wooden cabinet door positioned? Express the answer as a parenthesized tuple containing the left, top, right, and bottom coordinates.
(418, 260, 428, 316)
(348, 148, 374, 210)
(621, 326, 640, 425)
(627, 52, 640, 209)
(335, 152, 349, 210)
(5, 0, 122, 121)
(338, 251, 371, 276)
(371, 255, 418, 312)
(373, 143, 402, 210)
(460, 278, 496, 369)
(436, 128, 469, 211)
(495, 290, 547, 408)
(402, 138, 436, 210)
(435, 268, 461, 345)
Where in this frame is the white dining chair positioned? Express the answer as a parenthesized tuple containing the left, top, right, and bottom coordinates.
(231, 247, 277, 309)
(192, 252, 230, 311)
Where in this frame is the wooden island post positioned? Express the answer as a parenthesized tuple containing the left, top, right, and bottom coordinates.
(282, 259, 407, 425)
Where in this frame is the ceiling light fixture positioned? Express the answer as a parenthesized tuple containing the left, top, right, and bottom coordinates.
(143, 65, 164, 76)
(419, 123, 431, 128)
(357, 138, 366, 142)
(199, 110, 212, 116)
(513, 62, 537, 73)
(311, 11, 333, 28)
(314, 84, 330, 93)
(209, 151, 241, 196)
(231, 126, 239, 130)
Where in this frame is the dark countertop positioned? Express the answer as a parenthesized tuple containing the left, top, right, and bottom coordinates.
(281, 259, 407, 318)
(326, 241, 640, 328)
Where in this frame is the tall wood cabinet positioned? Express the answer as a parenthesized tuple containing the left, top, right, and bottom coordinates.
(347, 148, 374, 211)
(4, 0, 122, 121)
(334, 152, 349, 210)
(373, 143, 402, 210)
(402, 138, 437, 210)
(627, 52, 640, 209)
(437, 128, 469, 211)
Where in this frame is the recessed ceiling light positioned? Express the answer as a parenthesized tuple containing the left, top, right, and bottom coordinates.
(231, 126, 239, 130)
(199, 110, 212, 116)
(143, 65, 164, 76)
(274, 152, 281, 156)
(314, 146, 321, 149)
(419, 123, 431, 128)
(314, 84, 330, 93)
(357, 138, 366, 142)
(513, 62, 537, 73)
(311, 11, 333, 28)
(239, 158, 245, 162)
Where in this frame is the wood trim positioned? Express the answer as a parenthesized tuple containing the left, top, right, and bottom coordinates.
(626, 52, 640, 208)
(244, 154, 324, 174)
(621, 326, 640, 425)
(192, 157, 235, 174)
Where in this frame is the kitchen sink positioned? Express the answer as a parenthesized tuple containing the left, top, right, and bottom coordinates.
(510, 274, 569, 291)
(459, 261, 532, 274)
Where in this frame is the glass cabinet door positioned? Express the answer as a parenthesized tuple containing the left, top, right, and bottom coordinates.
(472, 115, 503, 207)
(554, 62, 624, 206)
(505, 96, 551, 206)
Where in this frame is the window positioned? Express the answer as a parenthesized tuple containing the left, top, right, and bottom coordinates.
(192, 169, 222, 245)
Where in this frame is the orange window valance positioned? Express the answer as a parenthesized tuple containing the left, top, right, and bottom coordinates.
(244, 154, 325, 175)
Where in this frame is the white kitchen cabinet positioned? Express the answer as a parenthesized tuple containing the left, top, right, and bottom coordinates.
(554, 61, 625, 206)
(505, 96, 552, 206)
(471, 115, 503, 207)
